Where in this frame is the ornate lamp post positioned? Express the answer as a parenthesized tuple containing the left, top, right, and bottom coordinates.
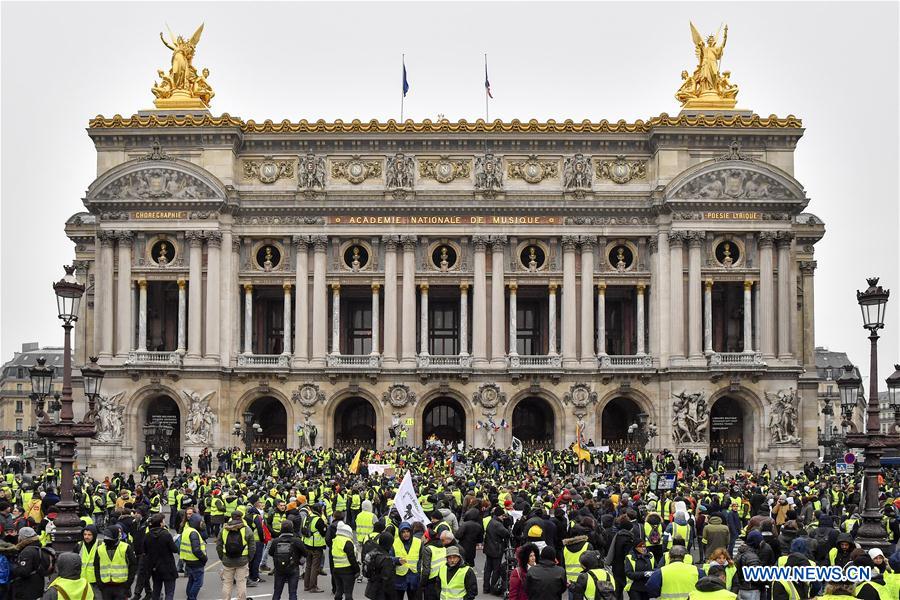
(888, 365, 900, 433)
(30, 266, 102, 552)
(232, 411, 261, 451)
(843, 277, 899, 552)
(627, 412, 657, 452)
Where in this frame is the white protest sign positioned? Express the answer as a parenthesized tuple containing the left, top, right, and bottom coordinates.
(396, 471, 428, 525)
(368, 464, 393, 476)
(508, 510, 523, 524)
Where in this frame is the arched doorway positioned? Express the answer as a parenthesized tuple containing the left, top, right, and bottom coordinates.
(601, 397, 641, 449)
(144, 396, 181, 459)
(423, 397, 465, 445)
(710, 397, 748, 469)
(247, 397, 287, 450)
(512, 397, 555, 449)
(13, 442, 23, 455)
(334, 397, 376, 449)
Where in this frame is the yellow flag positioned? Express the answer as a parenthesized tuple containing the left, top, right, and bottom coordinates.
(572, 422, 591, 462)
(349, 448, 362, 474)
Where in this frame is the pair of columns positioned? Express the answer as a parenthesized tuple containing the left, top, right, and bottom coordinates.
(240, 282, 293, 355)
(701, 279, 755, 354)
(133, 278, 187, 353)
(594, 283, 646, 356)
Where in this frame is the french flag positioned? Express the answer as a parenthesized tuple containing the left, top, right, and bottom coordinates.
(484, 61, 493, 99)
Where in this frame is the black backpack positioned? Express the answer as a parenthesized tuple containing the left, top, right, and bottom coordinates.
(224, 529, 244, 559)
(273, 537, 297, 574)
(587, 570, 617, 600)
(813, 528, 831, 562)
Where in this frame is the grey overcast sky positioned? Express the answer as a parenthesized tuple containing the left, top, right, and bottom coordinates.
(2, 1, 899, 386)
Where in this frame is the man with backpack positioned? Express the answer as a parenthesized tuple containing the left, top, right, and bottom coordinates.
(302, 502, 328, 593)
(572, 550, 617, 600)
(246, 498, 270, 586)
(271, 520, 306, 600)
(10, 526, 49, 600)
(216, 510, 256, 600)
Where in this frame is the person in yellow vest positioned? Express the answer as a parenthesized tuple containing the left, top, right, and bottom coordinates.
(853, 554, 891, 600)
(688, 563, 735, 600)
(216, 510, 256, 600)
(623, 539, 655, 600)
(563, 533, 594, 586)
(435, 545, 477, 600)
(330, 522, 359, 600)
(93, 526, 137, 600)
(820, 581, 860, 600)
(571, 550, 616, 600)
(180, 513, 208, 600)
(302, 502, 327, 593)
(394, 521, 423, 600)
(75, 525, 99, 592)
(355, 500, 378, 543)
(421, 530, 455, 600)
(646, 546, 701, 600)
(44, 552, 95, 600)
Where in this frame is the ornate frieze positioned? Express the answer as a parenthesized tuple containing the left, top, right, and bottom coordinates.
(234, 216, 323, 225)
(418, 157, 472, 183)
(385, 153, 415, 190)
(674, 169, 792, 199)
(96, 168, 218, 200)
(596, 156, 647, 184)
(564, 216, 651, 226)
(331, 156, 382, 184)
(243, 157, 295, 184)
(507, 155, 558, 184)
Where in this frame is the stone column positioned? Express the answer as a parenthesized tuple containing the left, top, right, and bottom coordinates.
(596, 282, 607, 355)
(668, 232, 685, 359)
(186, 231, 204, 359)
(177, 279, 187, 353)
(548, 283, 558, 355)
(648, 236, 659, 358)
(293, 237, 309, 363)
(219, 230, 233, 368)
(472, 236, 489, 366)
(687, 231, 704, 360)
(230, 237, 241, 360)
(758, 232, 776, 359)
(743, 280, 754, 353)
(311, 235, 328, 365)
(331, 283, 341, 355)
(777, 232, 793, 359)
(419, 283, 429, 356)
(282, 283, 292, 355)
(459, 283, 469, 356)
(636, 283, 646, 355)
(704, 279, 713, 354)
(371, 283, 381, 355)
(800, 261, 818, 368)
(490, 237, 507, 364)
(561, 235, 578, 365)
(382, 237, 398, 364)
(97, 231, 115, 358)
(204, 232, 222, 360)
(508, 282, 518, 356)
(580, 237, 595, 362)
(137, 279, 148, 351)
(242, 283, 253, 354)
(401, 236, 417, 365)
(115, 231, 134, 355)
(656, 231, 671, 365)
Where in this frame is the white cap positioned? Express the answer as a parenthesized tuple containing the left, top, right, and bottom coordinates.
(869, 548, 885, 559)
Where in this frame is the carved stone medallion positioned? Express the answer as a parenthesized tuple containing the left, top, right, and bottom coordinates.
(332, 156, 382, 184)
(563, 383, 598, 409)
(419, 157, 472, 184)
(473, 382, 506, 409)
(298, 153, 327, 191)
(508, 155, 559, 184)
(291, 383, 325, 407)
(243, 157, 295, 184)
(596, 156, 647, 184)
(383, 383, 417, 408)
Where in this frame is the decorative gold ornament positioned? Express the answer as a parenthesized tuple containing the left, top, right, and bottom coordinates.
(330, 156, 382, 184)
(152, 24, 214, 110)
(243, 157, 295, 184)
(507, 155, 559, 184)
(596, 156, 647, 184)
(676, 22, 739, 110)
(418, 157, 472, 183)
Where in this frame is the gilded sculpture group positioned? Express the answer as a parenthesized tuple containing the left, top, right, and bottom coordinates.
(148, 21, 739, 111)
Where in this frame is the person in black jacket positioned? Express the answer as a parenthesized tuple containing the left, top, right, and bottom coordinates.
(143, 513, 178, 600)
(363, 532, 395, 600)
(271, 520, 306, 600)
(11, 527, 44, 600)
(622, 539, 655, 600)
(453, 509, 483, 568)
(131, 509, 153, 600)
(482, 508, 511, 595)
(525, 546, 567, 600)
(605, 516, 635, 600)
(330, 522, 359, 600)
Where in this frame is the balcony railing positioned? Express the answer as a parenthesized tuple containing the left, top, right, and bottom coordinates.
(325, 353, 383, 369)
(506, 354, 563, 369)
(598, 354, 653, 368)
(708, 352, 765, 367)
(125, 351, 183, 367)
(416, 354, 474, 370)
(237, 354, 291, 368)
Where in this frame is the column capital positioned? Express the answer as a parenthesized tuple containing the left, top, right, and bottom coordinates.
(186, 230, 204, 247)
(758, 231, 777, 247)
(331, 282, 341, 292)
(489, 235, 508, 249)
(98, 230, 116, 247)
(596, 281, 607, 292)
(776, 230, 795, 247)
(381, 235, 399, 250)
(292, 235, 310, 250)
(371, 282, 381, 291)
(705, 278, 714, 290)
(283, 282, 293, 291)
(472, 235, 490, 251)
(459, 281, 470, 291)
(561, 235, 579, 251)
(311, 235, 329, 251)
(206, 231, 223, 248)
(177, 279, 186, 289)
(799, 260, 818, 274)
(243, 282, 253, 292)
(137, 279, 148, 290)
(578, 235, 596, 251)
(667, 231, 686, 245)
(115, 230, 135, 247)
(648, 236, 659, 254)
(744, 280, 754, 291)
(548, 282, 558, 292)
(636, 283, 646, 293)
(419, 282, 429, 292)
(686, 230, 707, 247)
(508, 281, 518, 292)
(400, 235, 418, 251)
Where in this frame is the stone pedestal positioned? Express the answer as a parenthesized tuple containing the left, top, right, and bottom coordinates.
(87, 443, 135, 476)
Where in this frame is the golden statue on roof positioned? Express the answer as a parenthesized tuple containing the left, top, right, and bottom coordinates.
(676, 22, 739, 110)
(152, 24, 214, 110)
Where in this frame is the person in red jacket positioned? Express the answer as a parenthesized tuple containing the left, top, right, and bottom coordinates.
(509, 543, 539, 600)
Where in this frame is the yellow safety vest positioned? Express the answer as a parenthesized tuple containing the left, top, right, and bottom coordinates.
(394, 536, 423, 576)
(78, 541, 98, 583)
(856, 581, 894, 600)
(97, 542, 130, 584)
(626, 554, 655, 591)
(688, 588, 737, 600)
(667, 523, 691, 549)
(702, 563, 736, 590)
(428, 545, 448, 580)
(564, 545, 589, 583)
(439, 564, 471, 600)
(332, 535, 353, 570)
(585, 568, 616, 598)
(659, 561, 700, 600)
(356, 511, 376, 540)
(179, 526, 206, 561)
(335, 494, 347, 512)
(50, 576, 95, 600)
(303, 515, 326, 548)
(223, 527, 249, 557)
(271, 511, 286, 534)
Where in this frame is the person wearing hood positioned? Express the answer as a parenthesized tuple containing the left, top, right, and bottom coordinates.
(420, 530, 455, 600)
(330, 521, 359, 600)
(142, 513, 178, 600)
(571, 550, 616, 600)
(363, 531, 395, 600)
(701, 515, 730, 559)
(42, 552, 92, 600)
(356, 500, 378, 544)
(508, 543, 538, 600)
(605, 515, 635, 599)
(646, 546, 700, 600)
(94, 526, 137, 600)
(810, 514, 839, 565)
(562, 531, 594, 588)
(13, 525, 46, 600)
(688, 563, 734, 600)
(665, 512, 695, 555)
(884, 549, 900, 598)
(483, 507, 511, 595)
(828, 533, 854, 567)
(732, 530, 772, 598)
(453, 508, 483, 568)
(623, 539, 655, 600)
(854, 554, 890, 600)
(772, 539, 815, 600)
(525, 546, 566, 600)
(393, 521, 422, 600)
(75, 525, 99, 593)
(215, 510, 255, 600)
(179, 513, 207, 600)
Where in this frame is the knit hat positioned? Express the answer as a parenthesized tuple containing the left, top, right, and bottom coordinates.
(18, 526, 36, 541)
(746, 530, 763, 548)
(527, 525, 543, 538)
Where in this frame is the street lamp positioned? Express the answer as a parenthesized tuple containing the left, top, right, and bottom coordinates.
(838, 365, 862, 431)
(29, 358, 54, 419)
(232, 412, 262, 451)
(80, 357, 104, 416)
(35, 265, 99, 552)
(887, 365, 900, 433)
(844, 277, 899, 552)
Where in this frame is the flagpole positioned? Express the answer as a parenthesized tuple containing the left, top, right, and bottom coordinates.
(400, 53, 405, 122)
(484, 53, 489, 122)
